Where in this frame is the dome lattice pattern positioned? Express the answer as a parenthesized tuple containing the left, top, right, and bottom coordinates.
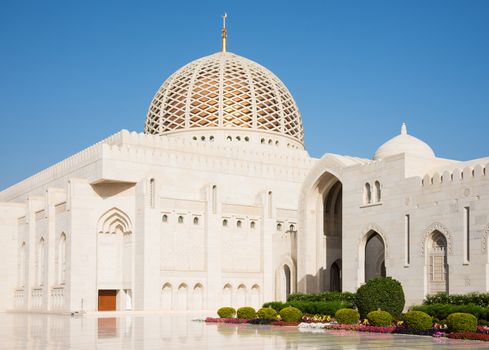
(145, 52, 304, 144)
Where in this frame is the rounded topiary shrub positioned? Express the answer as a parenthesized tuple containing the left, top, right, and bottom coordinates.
(447, 312, 477, 332)
(366, 310, 393, 326)
(257, 307, 278, 320)
(356, 277, 405, 318)
(237, 306, 256, 319)
(402, 311, 433, 330)
(217, 306, 236, 318)
(335, 308, 360, 325)
(279, 306, 303, 322)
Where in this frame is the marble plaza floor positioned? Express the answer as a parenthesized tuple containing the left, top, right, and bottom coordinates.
(2, 311, 489, 349)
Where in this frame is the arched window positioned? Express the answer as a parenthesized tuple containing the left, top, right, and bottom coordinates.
(250, 221, 256, 229)
(237, 220, 242, 228)
(364, 183, 372, 204)
(162, 214, 168, 223)
(222, 219, 228, 227)
(19, 242, 26, 287)
(374, 181, 381, 202)
(37, 237, 45, 286)
(267, 191, 273, 218)
(276, 223, 283, 231)
(178, 216, 184, 224)
(289, 224, 295, 232)
(428, 231, 448, 294)
(212, 185, 217, 214)
(193, 217, 199, 225)
(149, 178, 155, 208)
(58, 233, 66, 285)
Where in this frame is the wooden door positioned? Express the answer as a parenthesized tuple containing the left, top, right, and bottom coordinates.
(98, 290, 117, 311)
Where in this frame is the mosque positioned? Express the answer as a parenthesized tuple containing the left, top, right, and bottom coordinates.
(1, 16, 488, 313)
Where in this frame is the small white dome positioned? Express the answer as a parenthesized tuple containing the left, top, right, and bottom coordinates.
(373, 123, 435, 160)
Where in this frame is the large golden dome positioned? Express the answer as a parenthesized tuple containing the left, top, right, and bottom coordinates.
(144, 51, 304, 147)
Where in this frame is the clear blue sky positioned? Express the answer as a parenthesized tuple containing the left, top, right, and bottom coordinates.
(1, 0, 488, 189)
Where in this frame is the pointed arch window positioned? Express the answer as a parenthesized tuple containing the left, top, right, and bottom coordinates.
(18, 242, 26, 287)
(58, 233, 66, 285)
(37, 237, 45, 286)
(364, 183, 372, 204)
(374, 181, 381, 202)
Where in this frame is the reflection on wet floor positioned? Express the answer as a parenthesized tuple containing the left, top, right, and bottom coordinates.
(2, 312, 489, 349)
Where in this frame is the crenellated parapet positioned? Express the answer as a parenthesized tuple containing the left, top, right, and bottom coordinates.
(421, 160, 489, 188)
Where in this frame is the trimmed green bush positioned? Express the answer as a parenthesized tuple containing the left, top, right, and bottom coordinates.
(256, 307, 278, 320)
(237, 306, 256, 319)
(447, 312, 477, 332)
(217, 306, 236, 318)
(356, 277, 405, 318)
(366, 310, 393, 326)
(402, 311, 432, 330)
(335, 308, 360, 324)
(279, 306, 303, 322)
(412, 303, 489, 321)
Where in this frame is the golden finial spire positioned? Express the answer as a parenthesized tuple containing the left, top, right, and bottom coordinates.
(221, 13, 227, 53)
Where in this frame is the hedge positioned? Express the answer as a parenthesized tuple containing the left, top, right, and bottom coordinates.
(412, 304, 489, 321)
(262, 300, 353, 316)
(424, 292, 489, 308)
(287, 291, 356, 304)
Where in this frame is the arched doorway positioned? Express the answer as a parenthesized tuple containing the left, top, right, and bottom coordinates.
(282, 265, 291, 300)
(250, 285, 260, 309)
(330, 259, 342, 292)
(96, 208, 133, 311)
(176, 283, 188, 311)
(427, 231, 448, 294)
(192, 284, 204, 310)
(222, 284, 232, 307)
(236, 285, 246, 308)
(161, 283, 172, 310)
(365, 232, 386, 282)
(323, 179, 342, 291)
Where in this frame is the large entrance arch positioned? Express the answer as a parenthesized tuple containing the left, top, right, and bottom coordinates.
(297, 154, 356, 293)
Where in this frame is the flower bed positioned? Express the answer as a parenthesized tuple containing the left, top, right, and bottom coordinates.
(393, 327, 446, 336)
(271, 321, 300, 326)
(477, 325, 489, 334)
(447, 332, 489, 341)
(205, 317, 249, 324)
(323, 323, 395, 333)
